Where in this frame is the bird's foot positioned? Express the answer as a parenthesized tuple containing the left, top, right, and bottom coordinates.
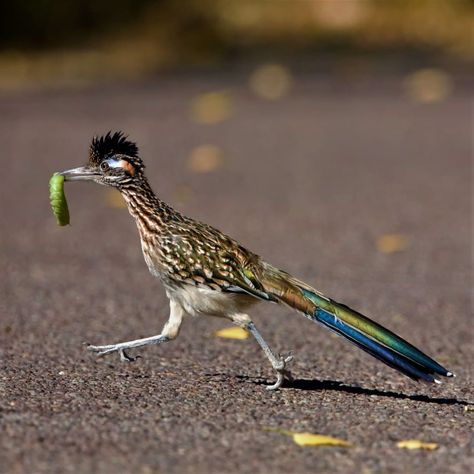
(266, 354, 293, 391)
(86, 343, 141, 362)
(119, 349, 140, 362)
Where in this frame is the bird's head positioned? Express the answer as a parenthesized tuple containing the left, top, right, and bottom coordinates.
(60, 131, 144, 188)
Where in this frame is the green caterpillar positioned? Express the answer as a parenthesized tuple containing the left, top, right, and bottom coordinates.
(49, 173, 70, 226)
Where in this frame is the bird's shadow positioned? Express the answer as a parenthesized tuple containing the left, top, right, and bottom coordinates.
(230, 374, 473, 407)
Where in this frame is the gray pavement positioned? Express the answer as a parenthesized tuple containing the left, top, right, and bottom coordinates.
(0, 67, 472, 474)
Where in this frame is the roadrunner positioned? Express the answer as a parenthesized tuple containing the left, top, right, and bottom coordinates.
(59, 132, 454, 390)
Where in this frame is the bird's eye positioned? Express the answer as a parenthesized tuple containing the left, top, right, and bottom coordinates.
(100, 161, 109, 172)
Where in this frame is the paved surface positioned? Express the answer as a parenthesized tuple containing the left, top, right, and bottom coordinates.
(0, 66, 472, 474)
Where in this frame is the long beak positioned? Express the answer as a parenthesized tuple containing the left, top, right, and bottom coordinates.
(59, 166, 99, 181)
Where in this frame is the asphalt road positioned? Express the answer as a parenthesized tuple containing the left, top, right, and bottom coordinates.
(0, 65, 472, 474)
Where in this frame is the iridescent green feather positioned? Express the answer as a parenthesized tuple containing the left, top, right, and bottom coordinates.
(259, 263, 452, 381)
(301, 289, 449, 377)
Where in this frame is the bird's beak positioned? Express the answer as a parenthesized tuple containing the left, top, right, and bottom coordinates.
(59, 166, 99, 181)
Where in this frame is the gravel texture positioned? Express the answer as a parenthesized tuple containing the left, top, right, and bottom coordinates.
(0, 66, 472, 474)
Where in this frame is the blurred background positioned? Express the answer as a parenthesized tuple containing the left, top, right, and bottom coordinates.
(1, 2, 473, 473)
(0, 0, 472, 90)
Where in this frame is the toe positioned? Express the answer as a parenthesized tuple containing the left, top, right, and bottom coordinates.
(266, 372, 284, 391)
(119, 349, 140, 362)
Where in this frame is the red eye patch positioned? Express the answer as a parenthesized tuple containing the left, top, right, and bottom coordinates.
(119, 160, 136, 176)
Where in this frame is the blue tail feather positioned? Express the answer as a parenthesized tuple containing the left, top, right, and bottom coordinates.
(313, 308, 443, 383)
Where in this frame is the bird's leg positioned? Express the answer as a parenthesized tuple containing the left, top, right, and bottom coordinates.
(231, 315, 292, 391)
(87, 300, 184, 362)
(87, 334, 170, 361)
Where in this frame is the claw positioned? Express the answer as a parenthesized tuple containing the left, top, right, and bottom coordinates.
(283, 368, 294, 383)
(266, 353, 294, 390)
(87, 344, 105, 355)
(88, 344, 117, 357)
(87, 343, 141, 363)
(119, 349, 141, 362)
(266, 371, 285, 391)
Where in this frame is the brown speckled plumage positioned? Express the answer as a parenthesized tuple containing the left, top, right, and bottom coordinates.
(120, 178, 271, 300)
(58, 132, 454, 390)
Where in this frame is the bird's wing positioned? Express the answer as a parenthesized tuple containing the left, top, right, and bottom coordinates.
(160, 223, 276, 302)
(217, 250, 277, 302)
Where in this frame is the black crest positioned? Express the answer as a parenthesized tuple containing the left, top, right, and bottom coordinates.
(89, 131, 139, 164)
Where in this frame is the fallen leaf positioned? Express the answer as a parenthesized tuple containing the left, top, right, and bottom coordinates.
(104, 189, 126, 209)
(213, 327, 249, 340)
(188, 145, 223, 173)
(404, 69, 452, 104)
(292, 433, 353, 447)
(464, 406, 474, 412)
(397, 439, 439, 450)
(191, 91, 233, 124)
(249, 64, 292, 100)
(376, 234, 409, 253)
(264, 427, 353, 448)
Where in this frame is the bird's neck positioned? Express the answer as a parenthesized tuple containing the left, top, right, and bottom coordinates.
(119, 178, 176, 237)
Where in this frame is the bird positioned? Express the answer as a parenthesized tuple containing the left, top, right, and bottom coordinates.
(58, 131, 455, 390)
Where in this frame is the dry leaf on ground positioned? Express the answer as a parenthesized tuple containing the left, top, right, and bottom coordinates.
(404, 69, 452, 104)
(397, 439, 439, 450)
(249, 64, 292, 100)
(188, 145, 223, 173)
(292, 433, 353, 447)
(376, 234, 409, 253)
(264, 428, 353, 448)
(213, 327, 249, 340)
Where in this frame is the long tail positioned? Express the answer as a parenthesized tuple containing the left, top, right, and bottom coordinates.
(260, 264, 454, 383)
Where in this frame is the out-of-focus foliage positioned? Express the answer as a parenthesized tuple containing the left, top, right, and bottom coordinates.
(1, 0, 472, 57)
(0, 0, 472, 90)
(0, 0, 155, 49)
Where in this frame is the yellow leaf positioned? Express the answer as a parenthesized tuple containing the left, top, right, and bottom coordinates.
(376, 234, 409, 254)
(397, 439, 439, 450)
(292, 433, 353, 448)
(464, 406, 474, 412)
(263, 428, 352, 448)
(404, 69, 452, 104)
(213, 327, 249, 340)
(249, 64, 292, 100)
(188, 145, 223, 173)
(191, 91, 233, 124)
